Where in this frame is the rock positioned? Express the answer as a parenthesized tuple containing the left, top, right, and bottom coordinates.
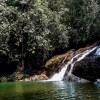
(72, 56, 100, 82)
(25, 78, 30, 81)
(45, 50, 75, 77)
(18, 41, 99, 82)
(45, 41, 100, 82)
(23, 73, 49, 81)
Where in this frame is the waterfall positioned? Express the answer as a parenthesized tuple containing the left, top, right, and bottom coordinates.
(48, 46, 98, 81)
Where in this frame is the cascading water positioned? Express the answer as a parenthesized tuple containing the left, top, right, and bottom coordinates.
(48, 46, 98, 81)
(95, 46, 100, 55)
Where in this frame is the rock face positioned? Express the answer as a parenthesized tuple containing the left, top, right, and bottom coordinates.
(45, 41, 100, 82)
(45, 50, 75, 77)
(63, 43, 100, 82)
(0, 50, 8, 76)
(72, 56, 100, 82)
(19, 73, 48, 81)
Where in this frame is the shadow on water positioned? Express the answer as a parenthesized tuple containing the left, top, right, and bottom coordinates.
(0, 81, 100, 100)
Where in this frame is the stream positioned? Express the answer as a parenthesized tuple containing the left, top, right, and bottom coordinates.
(0, 81, 100, 100)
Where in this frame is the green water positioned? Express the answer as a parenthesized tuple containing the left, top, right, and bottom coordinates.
(0, 81, 100, 100)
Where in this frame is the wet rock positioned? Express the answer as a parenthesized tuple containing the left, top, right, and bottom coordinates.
(45, 50, 75, 77)
(22, 73, 49, 81)
(72, 56, 100, 82)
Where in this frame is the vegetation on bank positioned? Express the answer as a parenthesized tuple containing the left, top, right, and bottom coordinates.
(0, 0, 100, 80)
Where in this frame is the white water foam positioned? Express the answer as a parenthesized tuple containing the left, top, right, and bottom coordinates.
(95, 46, 100, 55)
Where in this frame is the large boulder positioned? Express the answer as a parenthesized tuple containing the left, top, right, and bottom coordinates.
(72, 56, 100, 82)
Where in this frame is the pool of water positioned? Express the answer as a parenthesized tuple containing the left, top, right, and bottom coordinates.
(0, 81, 100, 100)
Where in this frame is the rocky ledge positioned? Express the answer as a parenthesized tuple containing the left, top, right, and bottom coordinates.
(45, 41, 100, 82)
(18, 73, 48, 82)
(18, 41, 100, 82)
(72, 56, 100, 82)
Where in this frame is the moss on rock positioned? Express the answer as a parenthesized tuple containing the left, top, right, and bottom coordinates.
(45, 50, 75, 77)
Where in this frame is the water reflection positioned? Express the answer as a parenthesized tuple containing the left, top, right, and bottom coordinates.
(15, 82, 24, 100)
(0, 82, 100, 100)
(51, 81, 100, 100)
(52, 81, 78, 100)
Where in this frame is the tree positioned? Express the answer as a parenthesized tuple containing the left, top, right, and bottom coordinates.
(66, 0, 100, 45)
(0, 0, 99, 76)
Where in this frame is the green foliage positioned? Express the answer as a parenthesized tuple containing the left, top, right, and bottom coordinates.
(0, 77, 7, 83)
(66, 0, 100, 44)
(0, 0, 100, 76)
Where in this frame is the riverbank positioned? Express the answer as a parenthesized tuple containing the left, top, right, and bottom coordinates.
(0, 41, 100, 83)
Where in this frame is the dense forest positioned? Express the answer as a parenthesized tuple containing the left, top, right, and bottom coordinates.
(0, 0, 100, 81)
